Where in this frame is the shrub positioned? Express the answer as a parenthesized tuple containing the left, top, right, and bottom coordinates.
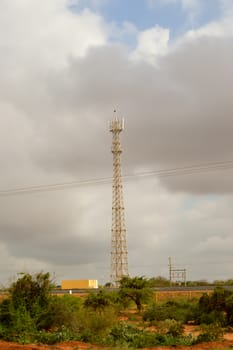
(194, 323, 224, 343)
(157, 319, 184, 337)
(143, 299, 195, 324)
(143, 303, 171, 322)
(199, 310, 226, 326)
(161, 333, 194, 347)
(84, 290, 112, 312)
(0, 272, 82, 344)
(5, 304, 37, 344)
(193, 288, 233, 326)
(10, 272, 53, 318)
(44, 294, 82, 330)
(108, 322, 160, 348)
(225, 294, 233, 325)
(76, 307, 118, 343)
(107, 321, 193, 348)
(35, 325, 74, 345)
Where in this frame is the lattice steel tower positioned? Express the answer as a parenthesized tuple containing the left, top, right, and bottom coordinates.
(110, 116, 128, 285)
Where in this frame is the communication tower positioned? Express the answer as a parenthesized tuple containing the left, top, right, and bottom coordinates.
(110, 116, 128, 285)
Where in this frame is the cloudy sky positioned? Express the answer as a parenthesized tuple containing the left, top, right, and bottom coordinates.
(0, 0, 233, 286)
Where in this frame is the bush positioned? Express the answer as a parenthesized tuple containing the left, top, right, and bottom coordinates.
(108, 322, 160, 348)
(107, 321, 192, 348)
(76, 307, 118, 343)
(194, 323, 224, 343)
(143, 303, 171, 322)
(10, 272, 53, 318)
(161, 333, 194, 347)
(157, 319, 184, 337)
(35, 326, 74, 345)
(143, 299, 195, 324)
(199, 310, 226, 326)
(192, 288, 233, 326)
(44, 294, 82, 330)
(84, 290, 112, 312)
(0, 272, 83, 344)
(226, 294, 233, 325)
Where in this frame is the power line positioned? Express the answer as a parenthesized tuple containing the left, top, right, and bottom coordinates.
(0, 159, 233, 196)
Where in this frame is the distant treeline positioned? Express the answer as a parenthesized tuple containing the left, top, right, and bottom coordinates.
(127, 276, 233, 288)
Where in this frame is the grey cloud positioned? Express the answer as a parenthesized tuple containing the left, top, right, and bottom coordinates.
(15, 37, 233, 194)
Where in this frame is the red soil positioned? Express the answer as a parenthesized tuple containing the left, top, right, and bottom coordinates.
(1, 335, 233, 350)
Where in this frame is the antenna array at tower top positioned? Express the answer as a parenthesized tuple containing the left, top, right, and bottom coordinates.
(109, 118, 124, 132)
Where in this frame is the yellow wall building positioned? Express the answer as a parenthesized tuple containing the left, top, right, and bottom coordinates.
(61, 279, 98, 289)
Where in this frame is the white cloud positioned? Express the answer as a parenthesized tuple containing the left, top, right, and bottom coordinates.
(0, 0, 107, 69)
(183, 17, 233, 40)
(131, 26, 170, 65)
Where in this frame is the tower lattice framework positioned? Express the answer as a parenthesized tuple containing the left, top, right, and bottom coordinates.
(110, 117, 128, 285)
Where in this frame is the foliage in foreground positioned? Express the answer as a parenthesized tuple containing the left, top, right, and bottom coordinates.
(191, 287, 233, 326)
(0, 272, 231, 347)
(0, 272, 83, 344)
(193, 323, 224, 343)
(107, 322, 194, 348)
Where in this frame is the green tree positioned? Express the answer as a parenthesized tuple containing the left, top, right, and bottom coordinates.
(84, 290, 112, 312)
(0, 272, 86, 344)
(11, 272, 52, 309)
(119, 276, 153, 312)
(10, 272, 53, 328)
(0, 272, 55, 343)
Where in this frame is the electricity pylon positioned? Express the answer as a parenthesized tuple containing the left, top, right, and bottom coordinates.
(109, 116, 128, 286)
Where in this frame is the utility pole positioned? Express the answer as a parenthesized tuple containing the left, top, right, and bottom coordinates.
(168, 256, 172, 286)
(168, 257, 186, 287)
(110, 115, 128, 286)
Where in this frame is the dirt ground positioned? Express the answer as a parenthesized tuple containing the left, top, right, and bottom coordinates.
(1, 339, 233, 350)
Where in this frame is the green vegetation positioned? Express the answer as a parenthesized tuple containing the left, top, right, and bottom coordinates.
(193, 323, 224, 343)
(191, 287, 233, 326)
(119, 276, 153, 312)
(143, 299, 195, 324)
(0, 272, 232, 347)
